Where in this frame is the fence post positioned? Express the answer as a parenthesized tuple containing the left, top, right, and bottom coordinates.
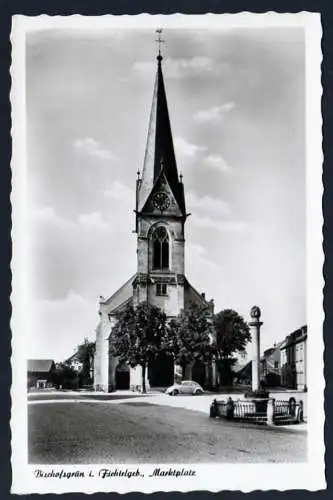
(226, 397, 234, 420)
(297, 400, 304, 422)
(267, 398, 275, 425)
(210, 399, 218, 418)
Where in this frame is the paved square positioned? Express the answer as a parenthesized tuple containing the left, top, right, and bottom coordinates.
(28, 397, 307, 464)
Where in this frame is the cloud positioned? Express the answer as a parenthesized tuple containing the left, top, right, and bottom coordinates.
(187, 192, 232, 217)
(186, 242, 220, 273)
(194, 102, 235, 123)
(104, 181, 134, 205)
(30, 206, 74, 230)
(31, 206, 109, 232)
(78, 212, 109, 230)
(174, 136, 207, 158)
(203, 154, 231, 173)
(132, 60, 155, 76)
(29, 291, 98, 361)
(73, 137, 116, 161)
(192, 215, 251, 233)
(133, 57, 228, 79)
(165, 57, 214, 78)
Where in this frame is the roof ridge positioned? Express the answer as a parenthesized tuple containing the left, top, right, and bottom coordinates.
(101, 273, 137, 305)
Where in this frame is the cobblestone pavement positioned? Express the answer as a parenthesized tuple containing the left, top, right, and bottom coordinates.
(28, 397, 307, 464)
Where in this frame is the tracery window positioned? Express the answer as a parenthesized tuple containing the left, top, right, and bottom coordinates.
(152, 227, 169, 270)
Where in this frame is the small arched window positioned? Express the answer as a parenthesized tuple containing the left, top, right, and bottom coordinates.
(152, 227, 169, 270)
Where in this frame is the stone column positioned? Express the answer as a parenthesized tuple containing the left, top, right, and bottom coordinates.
(249, 306, 263, 392)
(267, 398, 275, 425)
(212, 361, 217, 388)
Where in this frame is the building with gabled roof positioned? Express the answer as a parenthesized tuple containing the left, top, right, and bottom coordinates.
(260, 341, 283, 386)
(94, 49, 214, 392)
(27, 359, 56, 389)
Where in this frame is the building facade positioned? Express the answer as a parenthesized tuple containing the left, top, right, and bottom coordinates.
(260, 342, 282, 386)
(27, 359, 56, 390)
(280, 325, 307, 390)
(94, 52, 214, 392)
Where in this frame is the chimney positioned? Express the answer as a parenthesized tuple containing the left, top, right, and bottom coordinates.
(201, 292, 206, 301)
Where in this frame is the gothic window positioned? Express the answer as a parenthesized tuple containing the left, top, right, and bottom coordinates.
(152, 227, 169, 270)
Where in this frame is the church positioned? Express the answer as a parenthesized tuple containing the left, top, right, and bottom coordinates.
(94, 48, 215, 393)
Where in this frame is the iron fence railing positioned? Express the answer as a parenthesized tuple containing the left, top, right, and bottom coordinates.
(210, 397, 304, 425)
(214, 399, 267, 422)
(274, 400, 294, 416)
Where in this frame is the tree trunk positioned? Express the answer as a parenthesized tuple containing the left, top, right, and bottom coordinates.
(142, 364, 146, 393)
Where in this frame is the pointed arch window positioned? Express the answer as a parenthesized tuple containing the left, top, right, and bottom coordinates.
(152, 227, 169, 270)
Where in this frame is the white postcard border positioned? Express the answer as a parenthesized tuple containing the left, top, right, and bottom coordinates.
(10, 12, 325, 493)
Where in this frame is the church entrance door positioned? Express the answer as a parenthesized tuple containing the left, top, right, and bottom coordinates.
(149, 352, 174, 387)
(115, 363, 130, 390)
(192, 360, 206, 388)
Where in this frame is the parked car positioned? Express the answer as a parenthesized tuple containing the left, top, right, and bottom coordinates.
(165, 380, 204, 396)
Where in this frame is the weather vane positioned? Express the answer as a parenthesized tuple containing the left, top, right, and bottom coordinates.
(155, 28, 165, 56)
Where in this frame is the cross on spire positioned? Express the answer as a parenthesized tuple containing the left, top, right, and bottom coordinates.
(155, 28, 165, 58)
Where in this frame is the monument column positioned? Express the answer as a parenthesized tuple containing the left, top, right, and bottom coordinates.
(249, 306, 263, 392)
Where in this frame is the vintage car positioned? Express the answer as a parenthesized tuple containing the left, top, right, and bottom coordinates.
(165, 380, 204, 396)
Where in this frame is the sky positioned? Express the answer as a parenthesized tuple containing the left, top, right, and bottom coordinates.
(25, 26, 306, 362)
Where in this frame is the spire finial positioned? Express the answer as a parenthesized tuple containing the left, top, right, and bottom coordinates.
(155, 28, 165, 61)
(179, 173, 183, 183)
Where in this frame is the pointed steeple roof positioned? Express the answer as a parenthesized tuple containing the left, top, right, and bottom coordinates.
(138, 54, 186, 215)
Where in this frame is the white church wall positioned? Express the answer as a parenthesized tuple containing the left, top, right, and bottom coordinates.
(172, 238, 185, 274)
(130, 365, 150, 392)
(148, 283, 183, 316)
(137, 238, 148, 274)
(94, 309, 110, 392)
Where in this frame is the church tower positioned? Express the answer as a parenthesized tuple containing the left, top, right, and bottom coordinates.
(94, 40, 214, 393)
(133, 52, 187, 317)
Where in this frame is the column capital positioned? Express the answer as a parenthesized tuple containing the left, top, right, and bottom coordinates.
(248, 321, 263, 328)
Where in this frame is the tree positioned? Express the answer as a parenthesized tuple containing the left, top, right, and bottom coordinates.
(49, 363, 78, 390)
(212, 309, 251, 385)
(76, 338, 96, 384)
(109, 302, 168, 393)
(168, 302, 213, 379)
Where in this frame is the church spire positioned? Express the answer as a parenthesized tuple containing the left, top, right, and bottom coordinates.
(138, 38, 186, 215)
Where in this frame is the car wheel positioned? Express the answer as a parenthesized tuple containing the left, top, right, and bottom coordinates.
(171, 389, 179, 396)
(193, 389, 203, 395)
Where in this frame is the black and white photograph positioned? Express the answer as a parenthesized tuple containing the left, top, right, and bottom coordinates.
(11, 13, 324, 493)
